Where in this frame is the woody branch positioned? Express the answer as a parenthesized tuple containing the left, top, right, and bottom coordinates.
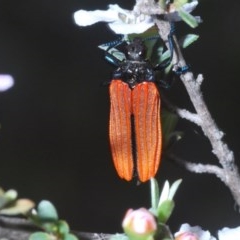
(134, 0, 240, 207)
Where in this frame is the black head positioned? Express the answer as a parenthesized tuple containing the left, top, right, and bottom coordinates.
(126, 38, 146, 61)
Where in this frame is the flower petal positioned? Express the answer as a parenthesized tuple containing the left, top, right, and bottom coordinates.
(175, 224, 216, 240)
(73, 4, 154, 34)
(73, 4, 123, 26)
(218, 227, 240, 240)
(108, 20, 154, 34)
(0, 74, 14, 92)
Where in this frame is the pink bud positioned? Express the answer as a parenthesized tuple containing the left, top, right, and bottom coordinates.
(175, 232, 199, 240)
(174, 224, 215, 240)
(122, 208, 157, 239)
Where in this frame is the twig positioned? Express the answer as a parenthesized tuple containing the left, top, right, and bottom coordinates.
(169, 154, 226, 182)
(161, 93, 202, 126)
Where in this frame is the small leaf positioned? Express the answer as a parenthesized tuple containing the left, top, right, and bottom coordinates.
(178, 8, 199, 28)
(158, 181, 170, 208)
(158, 49, 170, 64)
(180, 34, 199, 48)
(0, 189, 18, 209)
(5, 189, 18, 200)
(164, 62, 173, 75)
(63, 233, 79, 240)
(168, 179, 182, 200)
(41, 222, 58, 234)
(173, 0, 188, 8)
(37, 200, 58, 222)
(0, 199, 35, 215)
(58, 220, 70, 235)
(29, 232, 53, 240)
(150, 178, 160, 213)
(157, 200, 175, 223)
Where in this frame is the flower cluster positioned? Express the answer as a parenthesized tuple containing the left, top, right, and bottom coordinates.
(73, 0, 201, 34)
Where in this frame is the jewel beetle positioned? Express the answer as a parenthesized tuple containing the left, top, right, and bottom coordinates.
(103, 31, 185, 182)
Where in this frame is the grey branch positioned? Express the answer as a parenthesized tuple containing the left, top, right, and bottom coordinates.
(147, 6, 240, 206)
(176, 108, 202, 126)
(169, 154, 226, 182)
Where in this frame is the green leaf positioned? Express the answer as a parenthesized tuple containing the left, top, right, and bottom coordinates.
(158, 181, 170, 208)
(150, 178, 160, 213)
(157, 200, 174, 223)
(63, 233, 79, 240)
(158, 49, 170, 64)
(164, 62, 173, 75)
(58, 220, 70, 235)
(41, 222, 58, 233)
(0, 189, 18, 209)
(173, 0, 188, 8)
(180, 34, 199, 48)
(29, 232, 53, 240)
(37, 200, 58, 222)
(0, 199, 35, 215)
(5, 189, 18, 200)
(168, 179, 182, 200)
(178, 8, 199, 28)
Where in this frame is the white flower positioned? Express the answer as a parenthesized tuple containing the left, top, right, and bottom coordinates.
(73, 4, 154, 34)
(175, 224, 216, 240)
(0, 74, 14, 92)
(218, 226, 240, 240)
(73, 1, 201, 34)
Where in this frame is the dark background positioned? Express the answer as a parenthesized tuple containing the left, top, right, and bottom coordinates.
(0, 0, 239, 235)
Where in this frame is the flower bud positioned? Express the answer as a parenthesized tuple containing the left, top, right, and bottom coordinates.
(175, 232, 199, 240)
(174, 224, 216, 240)
(122, 208, 157, 240)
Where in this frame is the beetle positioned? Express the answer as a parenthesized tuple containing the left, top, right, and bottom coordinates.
(104, 31, 187, 182)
